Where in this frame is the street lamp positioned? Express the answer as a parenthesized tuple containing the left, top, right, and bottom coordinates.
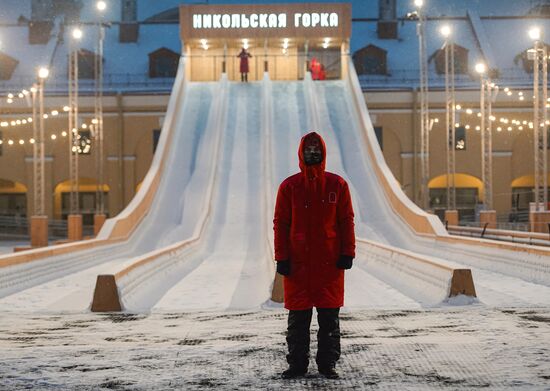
(68, 26, 82, 240)
(441, 24, 456, 213)
(475, 62, 495, 215)
(30, 66, 49, 247)
(528, 26, 548, 225)
(94, 0, 107, 233)
(96, 1, 107, 11)
(528, 27, 541, 41)
(474, 62, 486, 74)
(72, 27, 83, 40)
(415, 0, 430, 210)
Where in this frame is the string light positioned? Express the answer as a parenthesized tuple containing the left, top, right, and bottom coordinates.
(0, 119, 96, 147)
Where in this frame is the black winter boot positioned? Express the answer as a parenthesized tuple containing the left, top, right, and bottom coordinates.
(318, 363, 339, 379)
(285, 309, 313, 376)
(281, 366, 308, 379)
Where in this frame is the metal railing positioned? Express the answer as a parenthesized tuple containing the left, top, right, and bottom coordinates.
(0, 52, 345, 93)
(357, 67, 533, 89)
(0, 61, 536, 94)
(448, 224, 550, 247)
(0, 73, 177, 94)
(0, 215, 94, 240)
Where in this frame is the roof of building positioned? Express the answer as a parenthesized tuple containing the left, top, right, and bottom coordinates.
(0, 0, 548, 93)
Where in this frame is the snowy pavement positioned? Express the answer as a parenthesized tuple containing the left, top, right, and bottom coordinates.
(0, 307, 549, 390)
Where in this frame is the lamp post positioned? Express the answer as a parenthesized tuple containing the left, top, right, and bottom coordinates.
(528, 27, 549, 232)
(415, 0, 430, 211)
(475, 62, 498, 228)
(30, 67, 49, 247)
(68, 26, 83, 241)
(441, 24, 457, 219)
(94, 1, 107, 235)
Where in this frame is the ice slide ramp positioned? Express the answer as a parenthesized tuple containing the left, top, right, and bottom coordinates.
(91, 77, 275, 312)
(92, 74, 442, 313)
(0, 59, 231, 309)
(279, 59, 550, 306)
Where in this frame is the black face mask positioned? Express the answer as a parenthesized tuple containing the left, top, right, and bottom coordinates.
(304, 145, 323, 166)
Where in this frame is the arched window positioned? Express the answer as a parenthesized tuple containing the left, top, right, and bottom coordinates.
(149, 47, 180, 78)
(432, 43, 469, 75)
(68, 49, 102, 79)
(352, 44, 388, 75)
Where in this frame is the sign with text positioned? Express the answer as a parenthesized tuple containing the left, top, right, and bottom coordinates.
(180, 3, 351, 41)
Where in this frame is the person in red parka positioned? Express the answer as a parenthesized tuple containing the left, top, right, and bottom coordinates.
(273, 131, 355, 379)
(310, 57, 321, 80)
(237, 47, 252, 82)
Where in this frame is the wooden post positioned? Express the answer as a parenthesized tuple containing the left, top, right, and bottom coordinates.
(444, 210, 459, 227)
(479, 210, 497, 229)
(68, 214, 83, 241)
(530, 211, 550, 233)
(449, 269, 477, 297)
(91, 275, 122, 312)
(30, 215, 48, 247)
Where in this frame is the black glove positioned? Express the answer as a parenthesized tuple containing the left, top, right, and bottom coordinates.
(276, 260, 291, 276)
(337, 255, 353, 270)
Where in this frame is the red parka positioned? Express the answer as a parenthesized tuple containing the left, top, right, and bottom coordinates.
(237, 49, 251, 73)
(310, 57, 321, 80)
(273, 132, 355, 310)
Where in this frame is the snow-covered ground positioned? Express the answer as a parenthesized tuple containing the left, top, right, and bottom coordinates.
(0, 308, 549, 390)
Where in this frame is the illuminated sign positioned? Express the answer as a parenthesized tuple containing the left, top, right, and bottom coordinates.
(192, 12, 339, 29)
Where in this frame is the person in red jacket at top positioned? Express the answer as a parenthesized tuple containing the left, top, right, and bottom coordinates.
(237, 47, 252, 82)
(273, 131, 355, 379)
(310, 57, 321, 80)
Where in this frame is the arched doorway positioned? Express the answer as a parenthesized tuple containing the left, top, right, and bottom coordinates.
(428, 173, 483, 221)
(0, 179, 27, 217)
(54, 178, 110, 225)
(510, 174, 550, 221)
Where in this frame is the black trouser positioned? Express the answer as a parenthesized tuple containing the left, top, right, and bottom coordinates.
(286, 308, 341, 369)
(241, 73, 248, 82)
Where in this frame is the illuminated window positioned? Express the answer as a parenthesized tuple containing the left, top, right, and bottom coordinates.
(455, 126, 466, 150)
